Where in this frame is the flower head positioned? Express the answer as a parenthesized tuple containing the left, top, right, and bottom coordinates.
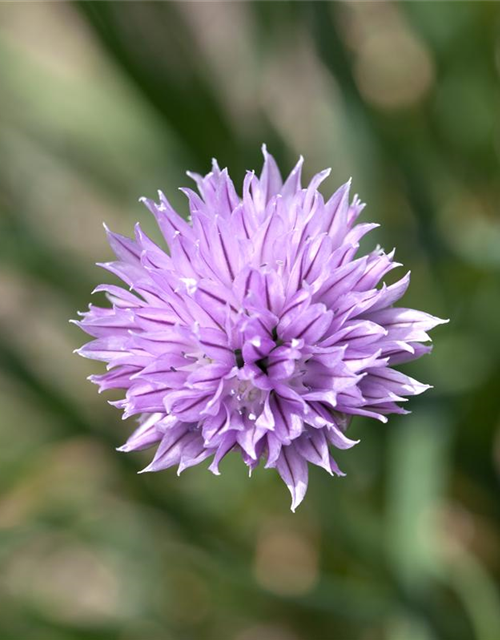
(75, 147, 446, 510)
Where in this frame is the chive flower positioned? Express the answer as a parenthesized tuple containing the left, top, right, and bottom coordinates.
(75, 147, 446, 510)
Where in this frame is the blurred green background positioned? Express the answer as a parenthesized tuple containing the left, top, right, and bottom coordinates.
(0, 2, 499, 640)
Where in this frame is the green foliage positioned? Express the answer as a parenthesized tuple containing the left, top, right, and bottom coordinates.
(0, 2, 498, 639)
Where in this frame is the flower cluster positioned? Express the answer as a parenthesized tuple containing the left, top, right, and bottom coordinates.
(76, 147, 445, 510)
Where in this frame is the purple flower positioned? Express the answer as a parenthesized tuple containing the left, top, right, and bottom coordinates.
(75, 147, 446, 510)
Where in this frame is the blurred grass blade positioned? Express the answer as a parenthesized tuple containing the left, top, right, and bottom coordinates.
(75, 2, 245, 171)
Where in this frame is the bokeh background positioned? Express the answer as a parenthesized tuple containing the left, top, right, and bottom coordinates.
(0, 2, 499, 639)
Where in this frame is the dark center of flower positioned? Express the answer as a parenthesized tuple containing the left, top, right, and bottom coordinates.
(234, 326, 285, 372)
(255, 357, 269, 374)
(234, 348, 244, 369)
(271, 326, 284, 347)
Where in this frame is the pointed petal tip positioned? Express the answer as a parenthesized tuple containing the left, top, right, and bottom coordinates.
(139, 195, 155, 209)
(347, 438, 361, 447)
(290, 493, 305, 513)
(116, 444, 129, 453)
(138, 464, 154, 474)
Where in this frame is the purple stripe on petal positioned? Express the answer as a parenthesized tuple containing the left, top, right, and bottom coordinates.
(276, 444, 308, 512)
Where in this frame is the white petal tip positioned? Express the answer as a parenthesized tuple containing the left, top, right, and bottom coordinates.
(347, 439, 361, 447)
(116, 445, 129, 453)
(290, 497, 304, 513)
(138, 465, 153, 474)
